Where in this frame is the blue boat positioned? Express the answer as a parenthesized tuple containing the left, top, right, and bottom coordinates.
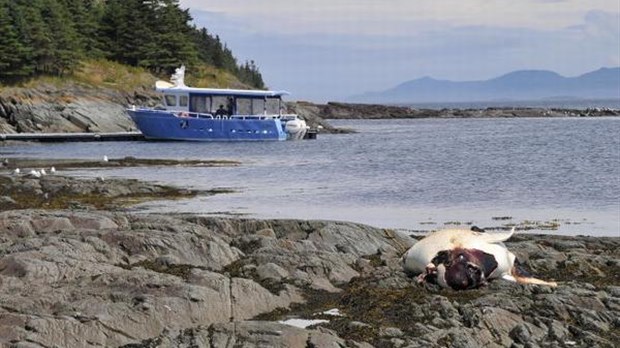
(127, 66, 308, 141)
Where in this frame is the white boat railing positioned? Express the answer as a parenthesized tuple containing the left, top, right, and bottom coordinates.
(131, 107, 301, 122)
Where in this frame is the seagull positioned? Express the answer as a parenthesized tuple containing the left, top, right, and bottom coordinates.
(50, 166, 56, 174)
(40, 169, 47, 176)
(103, 155, 109, 162)
(29, 170, 41, 178)
(1, 158, 8, 167)
(13, 168, 20, 175)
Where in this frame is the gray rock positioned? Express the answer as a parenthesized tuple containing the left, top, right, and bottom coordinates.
(0, 196, 16, 205)
(0, 84, 152, 134)
(256, 262, 289, 281)
(510, 323, 532, 344)
(0, 203, 618, 348)
(380, 326, 404, 337)
(255, 228, 276, 238)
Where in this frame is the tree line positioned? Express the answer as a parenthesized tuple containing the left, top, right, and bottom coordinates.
(0, 0, 264, 88)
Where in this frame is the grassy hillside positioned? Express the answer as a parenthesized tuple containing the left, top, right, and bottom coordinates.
(1, 59, 255, 93)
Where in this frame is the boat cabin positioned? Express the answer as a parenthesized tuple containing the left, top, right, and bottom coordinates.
(158, 86, 290, 118)
(128, 66, 308, 141)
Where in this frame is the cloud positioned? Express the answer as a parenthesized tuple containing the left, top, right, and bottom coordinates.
(181, 0, 619, 35)
(582, 10, 620, 40)
(181, 1, 620, 101)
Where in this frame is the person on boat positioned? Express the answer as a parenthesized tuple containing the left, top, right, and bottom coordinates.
(215, 104, 227, 116)
(226, 97, 234, 116)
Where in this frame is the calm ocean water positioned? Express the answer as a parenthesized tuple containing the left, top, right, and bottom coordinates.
(3, 117, 619, 236)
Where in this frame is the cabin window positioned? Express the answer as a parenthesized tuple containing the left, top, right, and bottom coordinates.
(252, 99, 266, 115)
(164, 95, 177, 106)
(190, 95, 210, 113)
(266, 98, 281, 114)
(212, 96, 232, 115)
(179, 95, 188, 107)
(236, 98, 252, 115)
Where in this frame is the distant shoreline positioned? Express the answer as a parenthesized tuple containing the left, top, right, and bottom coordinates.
(389, 98, 620, 111)
(291, 101, 620, 125)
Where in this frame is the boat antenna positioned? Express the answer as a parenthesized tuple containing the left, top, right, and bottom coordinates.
(170, 65, 186, 88)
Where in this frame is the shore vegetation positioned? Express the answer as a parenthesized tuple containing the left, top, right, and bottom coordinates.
(0, 0, 264, 89)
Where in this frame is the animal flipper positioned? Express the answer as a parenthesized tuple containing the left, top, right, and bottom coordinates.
(478, 227, 515, 244)
(502, 262, 558, 287)
(503, 274, 558, 287)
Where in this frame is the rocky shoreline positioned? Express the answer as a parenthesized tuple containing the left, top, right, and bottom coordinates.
(0, 173, 618, 347)
(1, 83, 618, 137)
(293, 101, 620, 121)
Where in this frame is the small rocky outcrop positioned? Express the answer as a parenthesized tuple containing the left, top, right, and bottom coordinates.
(295, 101, 620, 120)
(0, 174, 197, 212)
(0, 83, 160, 134)
(285, 101, 351, 133)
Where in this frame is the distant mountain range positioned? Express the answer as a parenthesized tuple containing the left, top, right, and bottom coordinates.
(348, 67, 620, 104)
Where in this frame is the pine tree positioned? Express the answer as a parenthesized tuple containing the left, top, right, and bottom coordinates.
(193, 27, 216, 66)
(99, 0, 154, 66)
(9, 0, 49, 75)
(40, 0, 81, 75)
(61, 0, 104, 58)
(139, 0, 198, 74)
(0, 0, 33, 81)
(0, 0, 265, 87)
(236, 60, 265, 89)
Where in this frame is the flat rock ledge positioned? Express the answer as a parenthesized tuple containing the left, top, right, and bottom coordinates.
(0, 208, 618, 347)
(0, 174, 199, 212)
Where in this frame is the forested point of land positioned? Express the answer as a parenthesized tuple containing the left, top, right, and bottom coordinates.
(0, 0, 264, 88)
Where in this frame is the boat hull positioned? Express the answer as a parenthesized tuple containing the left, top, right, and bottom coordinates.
(128, 109, 288, 141)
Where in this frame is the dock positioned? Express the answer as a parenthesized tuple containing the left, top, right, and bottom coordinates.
(0, 132, 145, 142)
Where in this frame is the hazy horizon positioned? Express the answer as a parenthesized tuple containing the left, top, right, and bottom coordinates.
(179, 1, 620, 103)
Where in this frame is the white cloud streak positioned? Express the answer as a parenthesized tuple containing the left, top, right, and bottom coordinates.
(179, 0, 620, 101)
(180, 0, 618, 34)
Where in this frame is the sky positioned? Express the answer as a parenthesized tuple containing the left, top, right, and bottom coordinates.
(179, 0, 620, 102)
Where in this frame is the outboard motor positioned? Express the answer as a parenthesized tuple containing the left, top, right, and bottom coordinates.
(284, 118, 308, 140)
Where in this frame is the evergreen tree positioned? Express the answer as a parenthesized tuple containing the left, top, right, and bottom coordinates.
(61, 0, 104, 58)
(0, 0, 32, 81)
(191, 27, 265, 88)
(236, 60, 265, 89)
(40, 0, 81, 75)
(218, 41, 239, 72)
(193, 27, 216, 66)
(0, 0, 265, 88)
(99, 0, 154, 66)
(139, 0, 198, 74)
